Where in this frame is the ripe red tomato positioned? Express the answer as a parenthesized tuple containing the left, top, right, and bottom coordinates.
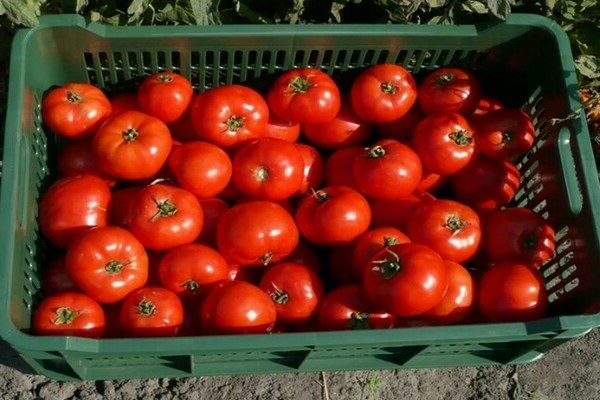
(119, 287, 184, 337)
(302, 103, 371, 150)
(352, 139, 422, 200)
(201, 280, 277, 334)
(217, 201, 299, 267)
(375, 103, 424, 140)
(363, 243, 447, 317)
(232, 138, 304, 201)
(108, 187, 141, 228)
(267, 67, 341, 124)
(475, 109, 535, 160)
(191, 85, 269, 148)
(109, 92, 139, 116)
(295, 186, 371, 246)
(128, 184, 204, 251)
(294, 143, 324, 195)
(42, 83, 111, 139)
(168, 141, 232, 198)
(484, 208, 555, 268)
(42, 257, 78, 296)
(38, 175, 111, 248)
(58, 140, 116, 186)
(66, 226, 148, 303)
(417, 170, 447, 193)
(421, 261, 474, 325)
(413, 112, 477, 175)
(137, 72, 193, 123)
(352, 227, 410, 278)
(450, 156, 521, 209)
(33, 292, 105, 338)
(473, 95, 503, 117)
(92, 110, 173, 180)
(418, 67, 481, 116)
(406, 199, 481, 263)
(282, 241, 322, 273)
(328, 243, 361, 285)
(197, 198, 230, 246)
(259, 262, 324, 325)
(158, 243, 230, 299)
(369, 190, 435, 231)
(324, 146, 363, 189)
(350, 64, 417, 123)
(264, 114, 301, 142)
(318, 285, 396, 330)
(478, 262, 547, 322)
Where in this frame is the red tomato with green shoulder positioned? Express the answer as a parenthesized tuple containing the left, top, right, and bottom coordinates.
(474, 109, 535, 160)
(109, 92, 139, 116)
(352, 139, 422, 200)
(137, 72, 193, 123)
(191, 84, 269, 148)
(363, 243, 447, 317)
(350, 64, 417, 123)
(42, 83, 111, 139)
(197, 198, 230, 246)
(418, 67, 481, 116)
(119, 287, 184, 337)
(268, 67, 340, 124)
(369, 190, 435, 231)
(324, 146, 363, 189)
(58, 140, 116, 187)
(302, 102, 371, 150)
(294, 143, 324, 195)
(66, 226, 149, 304)
(264, 114, 301, 142)
(93, 110, 173, 180)
(352, 227, 410, 278)
(42, 257, 78, 296)
(128, 184, 204, 251)
(38, 175, 111, 248)
(33, 292, 105, 338)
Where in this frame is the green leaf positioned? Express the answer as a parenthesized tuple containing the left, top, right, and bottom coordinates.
(544, 0, 558, 11)
(234, 0, 273, 23)
(0, 2, 5, 15)
(427, 14, 445, 24)
(462, 0, 488, 14)
(1, 0, 40, 27)
(75, 0, 89, 13)
(426, 0, 447, 8)
(486, 0, 513, 19)
(575, 55, 600, 79)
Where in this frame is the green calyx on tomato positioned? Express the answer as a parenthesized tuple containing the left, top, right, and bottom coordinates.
(448, 130, 473, 147)
(226, 116, 245, 132)
(66, 90, 82, 103)
(372, 249, 402, 280)
(350, 312, 371, 330)
(104, 259, 128, 274)
(156, 74, 174, 83)
(137, 298, 157, 317)
(269, 284, 290, 305)
(259, 252, 274, 266)
(365, 145, 387, 159)
(183, 280, 200, 293)
(380, 82, 398, 95)
(311, 189, 332, 203)
(151, 198, 178, 221)
(523, 235, 539, 250)
(53, 307, 81, 325)
(502, 131, 515, 144)
(122, 128, 139, 142)
(255, 167, 269, 182)
(287, 76, 314, 94)
(436, 73, 455, 86)
(444, 214, 467, 235)
(383, 236, 399, 247)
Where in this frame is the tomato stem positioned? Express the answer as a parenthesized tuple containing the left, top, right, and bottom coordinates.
(270, 284, 289, 305)
(502, 131, 514, 144)
(184, 280, 200, 293)
(53, 307, 80, 325)
(287, 76, 314, 94)
(151, 198, 178, 221)
(104, 260, 126, 274)
(436, 73, 455, 86)
(259, 252, 274, 266)
(122, 128, 139, 142)
(226, 116, 245, 132)
(137, 298, 157, 317)
(380, 82, 398, 95)
(523, 235, 539, 250)
(383, 236, 399, 247)
(448, 130, 473, 147)
(445, 215, 467, 235)
(365, 145, 386, 159)
(311, 188, 332, 203)
(255, 167, 269, 182)
(349, 312, 371, 330)
(66, 90, 82, 103)
(156, 74, 174, 83)
(371, 248, 402, 280)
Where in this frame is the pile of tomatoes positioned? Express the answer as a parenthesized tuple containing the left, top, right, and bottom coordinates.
(32, 63, 556, 339)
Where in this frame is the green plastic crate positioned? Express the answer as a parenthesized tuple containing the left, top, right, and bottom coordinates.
(1, 14, 600, 381)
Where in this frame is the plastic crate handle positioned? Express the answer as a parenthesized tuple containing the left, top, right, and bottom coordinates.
(558, 126, 583, 215)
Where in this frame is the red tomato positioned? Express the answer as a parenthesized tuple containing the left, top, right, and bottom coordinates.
(191, 85, 269, 148)
(33, 292, 105, 338)
(137, 72, 193, 123)
(128, 184, 204, 251)
(375, 103, 424, 140)
(478, 262, 547, 322)
(406, 199, 481, 263)
(450, 156, 521, 209)
(110, 92, 139, 116)
(119, 287, 184, 337)
(483, 208, 555, 268)
(93, 110, 173, 180)
(232, 138, 304, 201)
(318, 285, 396, 330)
(108, 187, 142, 228)
(324, 146, 363, 189)
(38, 175, 111, 248)
(473, 96, 503, 117)
(302, 103, 371, 150)
(350, 64, 417, 123)
(295, 186, 371, 246)
(66, 226, 148, 304)
(352, 139, 422, 200)
(328, 243, 361, 285)
(282, 241, 322, 273)
(267, 67, 341, 124)
(58, 140, 116, 187)
(413, 112, 477, 175)
(418, 67, 481, 116)
(352, 227, 410, 278)
(42, 257, 78, 296)
(421, 261, 474, 325)
(264, 114, 301, 142)
(475, 109, 535, 160)
(417, 170, 447, 193)
(217, 201, 299, 267)
(197, 198, 230, 246)
(159, 243, 230, 299)
(168, 141, 232, 198)
(42, 83, 111, 139)
(294, 143, 324, 195)
(259, 262, 324, 325)
(369, 190, 436, 231)
(363, 243, 447, 317)
(201, 281, 277, 334)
